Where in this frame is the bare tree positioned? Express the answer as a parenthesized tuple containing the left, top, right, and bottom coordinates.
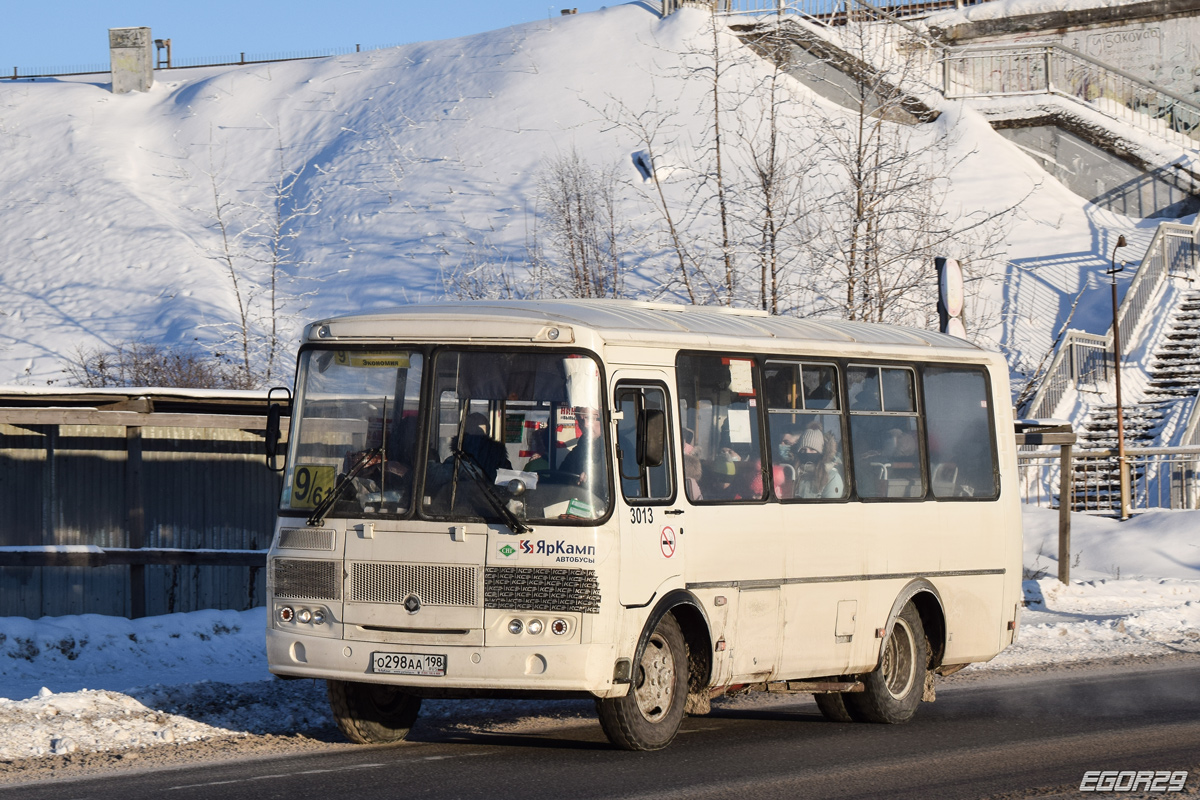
(533, 148, 629, 299)
(65, 340, 243, 389)
(198, 126, 321, 388)
(791, 18, 1017, 327)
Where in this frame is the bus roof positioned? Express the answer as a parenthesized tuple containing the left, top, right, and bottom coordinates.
(310, 299, 984, 353)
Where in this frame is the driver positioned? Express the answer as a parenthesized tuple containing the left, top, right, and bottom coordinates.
(559, 406, 606, 491)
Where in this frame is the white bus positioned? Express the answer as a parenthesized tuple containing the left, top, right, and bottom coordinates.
(265, 300, 1021, 751)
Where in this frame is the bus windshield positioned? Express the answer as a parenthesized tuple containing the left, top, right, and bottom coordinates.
(282, 347, 610, 525)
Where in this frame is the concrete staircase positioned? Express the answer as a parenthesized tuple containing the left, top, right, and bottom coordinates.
(1144, 291, 1200, 400)
(1069, 290, 1200, 510)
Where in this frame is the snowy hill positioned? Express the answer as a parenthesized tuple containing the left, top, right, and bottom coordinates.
(0, 3, 1156, 388)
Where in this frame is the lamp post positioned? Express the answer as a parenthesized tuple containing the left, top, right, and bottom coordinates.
(1107, 234, 1130, 520)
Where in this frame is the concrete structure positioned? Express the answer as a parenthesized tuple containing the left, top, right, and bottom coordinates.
(928, 0, 1200, 105)
(109, 27, 153, 94)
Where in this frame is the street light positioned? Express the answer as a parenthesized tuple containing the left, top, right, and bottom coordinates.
(1106, 234, 1129, 520)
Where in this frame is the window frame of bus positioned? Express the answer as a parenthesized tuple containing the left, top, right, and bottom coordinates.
(675, 351, 769, 506)
(763, 359, 851, 504)
(845, 362, 927, 502)
(418, 345, 616, 528)
(919, 363, 1001, 502)
(615, 381, 678, 506)
(279, 343, 431, 520)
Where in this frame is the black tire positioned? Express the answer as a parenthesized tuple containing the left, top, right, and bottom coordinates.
(596, 613, 689, 751)
(327, 679, 422, 744)
(814, 691, 868, 723)
(845, 603, 928, 724)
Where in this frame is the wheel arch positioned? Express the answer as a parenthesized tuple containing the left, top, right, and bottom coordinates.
(884, 579, 946, 669)
(633, 589, 714, 692)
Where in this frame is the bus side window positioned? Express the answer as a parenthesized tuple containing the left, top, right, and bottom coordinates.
(764, 361, 847, 501)
(848, 365, 925, 500)
(615, 385, 674, 502)
(922, 366, 998, 499)
(675, 354, 766, 503)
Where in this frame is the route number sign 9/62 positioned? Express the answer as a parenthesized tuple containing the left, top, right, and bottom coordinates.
(290, 465, 336, 509)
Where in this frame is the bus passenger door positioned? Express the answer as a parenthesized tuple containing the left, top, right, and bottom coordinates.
(612, 376, 678, 607)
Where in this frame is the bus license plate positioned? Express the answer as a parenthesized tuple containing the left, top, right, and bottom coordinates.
(371, 652, 447, 677)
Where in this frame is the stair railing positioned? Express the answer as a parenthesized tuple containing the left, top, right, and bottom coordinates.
(942, 44, 1200, 147)
(671, 2, 1200, 148)
(1022, 217, 1200, 422)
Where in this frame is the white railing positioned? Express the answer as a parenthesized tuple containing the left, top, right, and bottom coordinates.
(1022, 332, 1110, 422)
(943, 45, 1200, 147)
(1021, 217, 1200, 421)
(1019, 446, 1200, 512)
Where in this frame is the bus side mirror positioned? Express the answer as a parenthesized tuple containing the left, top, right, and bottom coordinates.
(639, 408, 666, 468)
(265, 387, 291, 473)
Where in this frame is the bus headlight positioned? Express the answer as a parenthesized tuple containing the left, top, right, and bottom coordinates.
(297, 608, 313, 624)
(508, 619, 524, 635)
(527, 619, 544, 635)
(312, 608, 326, 625)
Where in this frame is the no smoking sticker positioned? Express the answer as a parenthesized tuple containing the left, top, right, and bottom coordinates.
(660, 526, 676, 559)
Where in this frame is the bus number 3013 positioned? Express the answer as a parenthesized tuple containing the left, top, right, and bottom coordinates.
(630, 508, 654, 525)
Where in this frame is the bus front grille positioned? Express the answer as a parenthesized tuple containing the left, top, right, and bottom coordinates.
(277, 527, 335, 551)
(350, 563, 478, 606)
(484, 567, 600, 614)
(272, 558, 341, 601)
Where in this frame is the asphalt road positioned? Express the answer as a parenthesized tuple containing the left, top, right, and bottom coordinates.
(4, 662, 1199, 800)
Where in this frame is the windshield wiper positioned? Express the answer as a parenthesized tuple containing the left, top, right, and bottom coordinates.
(307, 448, 380, 526)
(451, 448, 531, 534)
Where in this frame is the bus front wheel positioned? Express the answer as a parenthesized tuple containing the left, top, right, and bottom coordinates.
(327, 679, 422, 744)
(596, 613, 688, 751)
(845, 603, 927, 724)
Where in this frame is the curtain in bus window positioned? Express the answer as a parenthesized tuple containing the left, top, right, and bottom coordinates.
(847, 365, 924, 499)
(764, 362, 847, 500)
(676, 354, 765, 502)
(922, 367, 998, 499)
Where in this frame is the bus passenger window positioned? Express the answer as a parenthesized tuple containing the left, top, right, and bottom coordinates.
(765, 361, 846, 501)
(676, 354, 765, 503)
(922, 366, 998, 499)
(848, 365, 924, 499)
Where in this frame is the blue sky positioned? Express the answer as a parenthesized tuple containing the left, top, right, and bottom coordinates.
(1, 0, 611, 74)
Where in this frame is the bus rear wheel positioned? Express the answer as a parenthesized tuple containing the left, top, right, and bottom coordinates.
(845, 603, 927, 724)
(596, 613, 688, 751)
(327, 679, 422, 744)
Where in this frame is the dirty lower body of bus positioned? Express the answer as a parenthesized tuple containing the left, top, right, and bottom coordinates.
(272, 599, 946, 752)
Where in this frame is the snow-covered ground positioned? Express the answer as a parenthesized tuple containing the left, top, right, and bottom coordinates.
(2, 506, 1198, 762)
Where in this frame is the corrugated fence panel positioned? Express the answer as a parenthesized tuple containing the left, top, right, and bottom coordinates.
(0, 423, 280, 618)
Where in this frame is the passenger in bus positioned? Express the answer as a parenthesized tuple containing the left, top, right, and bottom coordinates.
(523, 427, 551, 474)
(559, 406, 605, 489)
(793, 426, 845, 499)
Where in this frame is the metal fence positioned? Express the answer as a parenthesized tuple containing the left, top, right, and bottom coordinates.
(0, 393, 285, 619)
(1019, 446, 1200, 512)
(943, 45, 1200, 146)
(668, 0, 995, 22)
(8, 43, 406, 81)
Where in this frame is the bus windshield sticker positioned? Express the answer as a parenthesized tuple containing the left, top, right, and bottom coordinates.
(290, 465, 336, 510)
(334, 351, 411, 369)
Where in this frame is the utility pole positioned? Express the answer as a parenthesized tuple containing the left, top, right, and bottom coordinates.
(1107, 235, 1130, 520)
